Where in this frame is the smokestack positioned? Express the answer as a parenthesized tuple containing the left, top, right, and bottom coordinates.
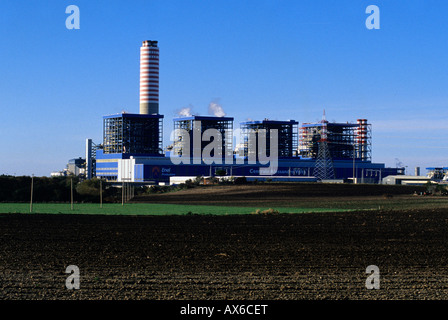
(140, 40, 159, 114)
(85, 138, 92, 180)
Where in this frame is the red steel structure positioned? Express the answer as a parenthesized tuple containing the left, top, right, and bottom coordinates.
(298, 116, 372, 161)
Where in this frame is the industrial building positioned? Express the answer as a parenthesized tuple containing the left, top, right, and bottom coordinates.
(67, 157, 86, 176)
(96, 113, 164, 181)
(240, 119, 298, 159)
(103, 113, 163, 155)
(171, 115, 234, 160)
(426, 167, 448, 181)
(86, 40, 405, 185)
(51, 156, 87, 177)
(298, 118, 371, 161)
(382, 175, 431, 185)
(112, 156, 400, 184)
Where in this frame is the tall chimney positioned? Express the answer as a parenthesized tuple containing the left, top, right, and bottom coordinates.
(140, 40, 159, 114)
(85, 138, 92, 180)
(415, 167, 420, 176)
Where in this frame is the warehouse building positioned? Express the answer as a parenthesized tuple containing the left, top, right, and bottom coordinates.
(382, 175, 431, 185)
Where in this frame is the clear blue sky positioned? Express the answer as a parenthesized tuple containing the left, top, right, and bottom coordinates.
(1, 0, 447, 176)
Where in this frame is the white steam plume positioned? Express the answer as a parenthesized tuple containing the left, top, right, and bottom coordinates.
(208, 101, 226, 117)
(176, 106, 193, 117)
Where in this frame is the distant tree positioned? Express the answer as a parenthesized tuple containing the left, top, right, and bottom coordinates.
(76, 178, 101, 197)
(215, 169, 227, 176)
(233, 176, 247, 185)
(194, 176, 204, 185)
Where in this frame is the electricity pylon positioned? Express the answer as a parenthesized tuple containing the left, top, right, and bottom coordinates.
(314, 110, 335, 181)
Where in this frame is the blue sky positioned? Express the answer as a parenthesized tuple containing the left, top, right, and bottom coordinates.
(0, 0, 447, 176)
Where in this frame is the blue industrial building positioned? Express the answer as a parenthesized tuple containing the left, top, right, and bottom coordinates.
(95, 144, 402, 185)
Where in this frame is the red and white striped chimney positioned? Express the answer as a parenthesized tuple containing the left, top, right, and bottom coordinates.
(139, 40, 159, 115)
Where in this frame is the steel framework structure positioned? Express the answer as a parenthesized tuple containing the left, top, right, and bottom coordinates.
(313, 113, 335, 180)
(103, 113, 163, 155)
(172, 116, 234, 160)
(298, 120, 372, 161)
(240, 119, 298, 159)
(314, 140, 336, 180)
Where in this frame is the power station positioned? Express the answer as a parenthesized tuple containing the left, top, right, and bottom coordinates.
(83, 40, 405, 185)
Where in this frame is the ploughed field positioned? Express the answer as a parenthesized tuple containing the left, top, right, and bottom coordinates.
(2, 208, 448, 300)
(131, 183, 437, 212)
(132, 183, 426, 206)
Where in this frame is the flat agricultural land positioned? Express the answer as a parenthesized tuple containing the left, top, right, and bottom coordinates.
(2, 183, 448, 300)
(132, 183, 447, 211)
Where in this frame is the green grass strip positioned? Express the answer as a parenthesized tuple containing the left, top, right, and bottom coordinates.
(0, 203, 352, 216)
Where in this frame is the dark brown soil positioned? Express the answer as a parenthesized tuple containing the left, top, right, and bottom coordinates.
(132, 183, 426, 206)
(2, 208, 448, 300)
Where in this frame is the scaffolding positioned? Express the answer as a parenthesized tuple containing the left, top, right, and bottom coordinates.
(240, 119, 298, 159)
(172, 116, 234, 159)
(298, 120, 371, 161)
(355, 119, 372, 162)
(103, 113, 163, 155)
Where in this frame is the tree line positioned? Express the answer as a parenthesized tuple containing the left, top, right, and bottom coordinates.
(0, 174, 252, 203)
(0, 176, 122, 203)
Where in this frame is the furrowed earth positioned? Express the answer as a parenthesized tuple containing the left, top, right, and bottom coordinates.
(2, 183, 448, 300)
